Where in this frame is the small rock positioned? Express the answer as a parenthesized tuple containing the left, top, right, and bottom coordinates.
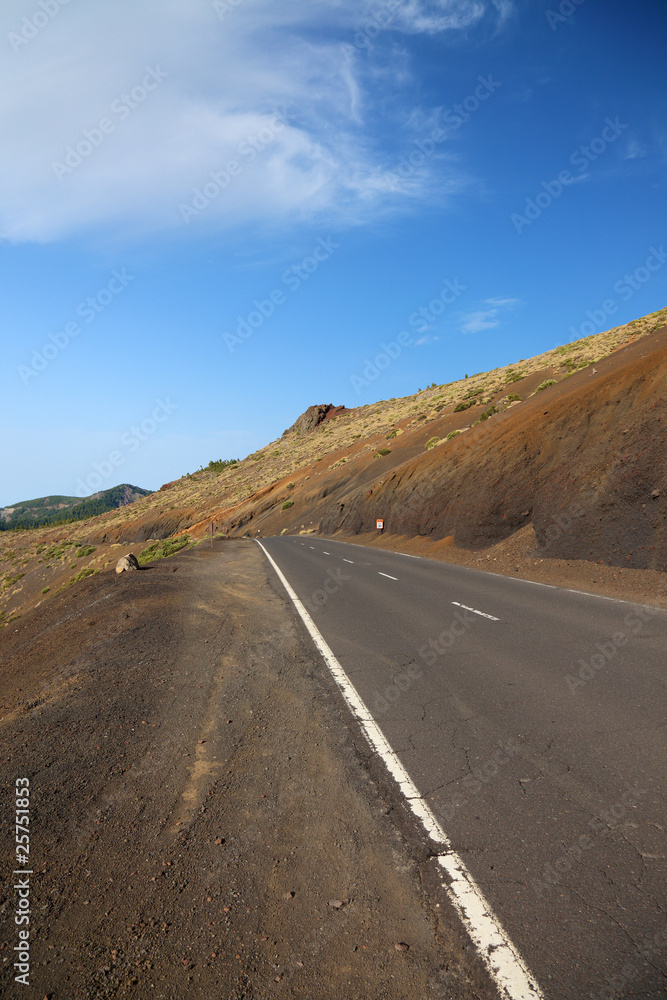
(651, 490, 661, 499)
(394, 941, 410, 952)
(116, 554, 139, 574)
(283, 891, 295, 900)
(328, 899, 345, 909)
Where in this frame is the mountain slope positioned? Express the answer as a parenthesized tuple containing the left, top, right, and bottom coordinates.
(0, 305, 665, 625)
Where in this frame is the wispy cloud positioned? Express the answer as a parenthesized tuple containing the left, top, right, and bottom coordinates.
(458, 295, 520, 334)
(0, 0, 511, 243)
(623, 138, 647, 160)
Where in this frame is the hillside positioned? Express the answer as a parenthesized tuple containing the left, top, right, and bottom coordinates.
(0, 484, 153, 531)
(1, 305, 665, 626)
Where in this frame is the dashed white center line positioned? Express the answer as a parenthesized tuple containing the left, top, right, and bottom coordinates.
(379, 572, 399, 581)
(323, 551, 330, 555)
(310, 546, 315, 549)
(451, 601, 499, 621)
(343, 558, 354, 564)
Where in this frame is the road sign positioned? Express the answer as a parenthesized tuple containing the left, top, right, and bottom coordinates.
(376, 519, 384, 531)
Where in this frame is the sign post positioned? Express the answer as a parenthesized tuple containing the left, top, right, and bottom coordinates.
(376, 518, 384, 536)
(210, 522, 214, 549)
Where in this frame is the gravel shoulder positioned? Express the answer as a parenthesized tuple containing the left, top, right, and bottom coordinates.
(0, 540, 491, 999)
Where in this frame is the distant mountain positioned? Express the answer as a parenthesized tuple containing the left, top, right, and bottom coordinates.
(0, 484, 153, 531)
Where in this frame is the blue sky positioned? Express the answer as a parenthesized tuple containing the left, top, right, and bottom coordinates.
(1, 0, 665, 505)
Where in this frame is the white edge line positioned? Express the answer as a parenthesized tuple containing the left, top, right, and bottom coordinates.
(256, 539, 544, 1000)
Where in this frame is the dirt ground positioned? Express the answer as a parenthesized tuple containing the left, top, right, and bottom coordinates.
(0, 541, 493, 1000)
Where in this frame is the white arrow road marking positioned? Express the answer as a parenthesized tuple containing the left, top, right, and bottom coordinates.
(452, 601, 500, 621)
(257, 540, 544, 1000)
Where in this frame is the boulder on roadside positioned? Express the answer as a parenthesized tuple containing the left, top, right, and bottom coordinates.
(116, 553, 139, 574)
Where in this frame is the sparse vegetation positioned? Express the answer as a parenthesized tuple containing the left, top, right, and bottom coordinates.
(386, 429, 398, 439)
(75, 545, 95, 558)
(478, 406, 498, 422)
(70, 567, 98, 584)
(41, 587, 50, 594)
(505, 370, 524, 383)
(536, 379, 557, 392)
(506, 393, 522, 402)
(137, 535, 191, 566)
(454, 400, 475, 412)
(425, 437, 440, 449)
(197, 458, 239, 475)
(446, 430, 461, 440)
(281, 500, 294, 510)
(375, 449, 392, 458)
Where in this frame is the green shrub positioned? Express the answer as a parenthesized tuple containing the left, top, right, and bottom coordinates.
(478, 406, 498, 422)
(506, 393, 522, 402)
(287, 482, 295, 489)
(446, 430, 461, 440)
(41, 587, 50, 594)
(138, 535, 190, 566)
(281, 500, 294, 510)
(536, 379, 557, 392)
(425, 437, 440, 449)
(454, 399, 474, 412)
(375, 449, 392, 458)
(75, 545, 95, 558)
(70, 567, 97, 584)
(196, 458, 239, 475)
(386, 429, 398, 439)
(505, 370, 524, 383)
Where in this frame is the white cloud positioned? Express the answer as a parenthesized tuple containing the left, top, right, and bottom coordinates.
(0, 0, 509, 243)
(458, 295, 520, 334)
(623, 138, 647, 161)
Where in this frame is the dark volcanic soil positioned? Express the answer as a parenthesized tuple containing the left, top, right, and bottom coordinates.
(0, 542, 491, 1000)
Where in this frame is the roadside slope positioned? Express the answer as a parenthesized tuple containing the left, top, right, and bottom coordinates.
(0, 541, 490, 1000)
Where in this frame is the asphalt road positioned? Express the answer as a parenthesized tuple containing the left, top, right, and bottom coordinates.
(258, 535, 667, 1000)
